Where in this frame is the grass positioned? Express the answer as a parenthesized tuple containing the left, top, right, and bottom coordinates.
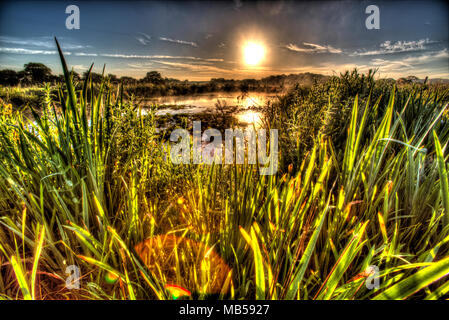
(0, 86, 46, 111)
(0, 38, 448, 300)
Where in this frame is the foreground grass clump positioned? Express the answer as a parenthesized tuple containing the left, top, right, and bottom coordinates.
(0, 39, 449, 300)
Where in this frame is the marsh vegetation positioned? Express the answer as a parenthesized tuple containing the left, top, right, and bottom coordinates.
(0, 40, 448, 300)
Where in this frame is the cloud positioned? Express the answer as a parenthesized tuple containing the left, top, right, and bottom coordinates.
(100, 53, 222, 62)
(352, 38, 437, 56)
(0, 36, 54, 48)
(361, 49, 449, 77)
(136, 33, 151, 45)
(159, 37, 198, 47)
(74, 52, 98, 57)
(150, 60, 235, 74)
(0, 47, 101, 56)
(285, 42, 342, 54)
(402, 48, 449, 62)
(0, 46, 225, 64)
(0, 36, 87, 50)
(0, 47, 60, 55)
(72, 64, 88, 71)
(127, 59, 235, 74)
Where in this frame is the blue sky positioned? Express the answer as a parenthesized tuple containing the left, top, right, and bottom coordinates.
(0, 0, 448, 80)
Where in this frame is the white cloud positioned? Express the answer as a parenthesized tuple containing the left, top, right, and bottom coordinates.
(150, 60, 235, 74)
(74, 52, 98, 57)
(100, 53, 222, 62)
(0, 36, 87, 50)
(361, 49, 449, 78)
(285, 42, 342, 54)
(0, 46, 225, 65)
(71, 64, 88, 71)
(159, 37, 198, 47)
(136, 33, 151, 45)
(0, 47, 60, 55)
(0, 47, 102, 57)
(352, 38, 437, 56)
(0, 36, 54, 48)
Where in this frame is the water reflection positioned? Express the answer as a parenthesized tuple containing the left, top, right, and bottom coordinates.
(235, 110, 263, 128)
(240, 96, 266, 109)
(146, 92, 272, 109)
(145, 92, 273, 128)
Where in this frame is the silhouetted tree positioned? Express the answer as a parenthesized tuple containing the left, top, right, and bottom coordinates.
(0, 69, 20, 86)
(83, 71, 103, 83)
(119, 76, 137, 84)
(23, 62, 52, 83)
(144, 71, 164, 84)
(106, 74, 118, 84)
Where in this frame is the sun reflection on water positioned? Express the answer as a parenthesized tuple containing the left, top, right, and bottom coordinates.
(235, 110, 263, 128)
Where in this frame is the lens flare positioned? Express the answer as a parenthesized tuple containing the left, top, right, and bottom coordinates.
(165, 284, 191, 300)
(105, 271, 119, 284)
(133, 234, 232, 295)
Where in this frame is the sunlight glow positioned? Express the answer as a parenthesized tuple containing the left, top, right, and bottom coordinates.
(243, 42, 265, 66)
(236, 110, 263, 128)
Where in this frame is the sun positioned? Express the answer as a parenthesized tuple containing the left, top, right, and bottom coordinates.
(243, 42, 265, 66)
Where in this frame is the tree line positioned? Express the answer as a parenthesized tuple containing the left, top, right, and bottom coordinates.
(0, 62, 330, 96)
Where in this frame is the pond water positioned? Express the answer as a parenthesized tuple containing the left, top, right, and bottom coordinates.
(142, 92, 278, 128)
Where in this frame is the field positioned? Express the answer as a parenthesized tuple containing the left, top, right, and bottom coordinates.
(0, 40, 449, 300)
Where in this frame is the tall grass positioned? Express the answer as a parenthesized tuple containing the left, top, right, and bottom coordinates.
(0, 39, 448, 300)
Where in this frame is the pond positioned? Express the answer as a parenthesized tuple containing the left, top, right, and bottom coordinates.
(142, 92, 278, 128)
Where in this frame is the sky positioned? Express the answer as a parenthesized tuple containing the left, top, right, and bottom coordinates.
(0, 0, 448, 80)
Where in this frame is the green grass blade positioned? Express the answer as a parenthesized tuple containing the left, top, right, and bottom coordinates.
(285, 203, 329, 300)
(30, 224, 45, 299)
(10, 256, 32, 300)
(373, 256, 449, 300)
(433, 130, 449, 226)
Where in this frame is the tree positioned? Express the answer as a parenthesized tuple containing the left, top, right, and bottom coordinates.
(83, 71, 103, 83)
(0, 69, 19, 86)
(23, 62, 52, 83)
(119, 76, 137, 84)
(107, 74, 118, 83)
(143, 71, 164, 84)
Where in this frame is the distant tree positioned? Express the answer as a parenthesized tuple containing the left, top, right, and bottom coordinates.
(0, 69, 20, 86)
(48, 74, 61, 84)
(107, 74, 118, 83)
(406, 75, 419, 81)
(56, 74, 65, 82)
(240, 78, 257, 92)
(17, 70, 31, 85)
(119, 76, 137, 84)
(395, 75, 420, 86)
(143, 71, 164, 84)
(83, 71, 103, 83)
(223, 80, 236, 92)
(23, 62, 52, 83)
